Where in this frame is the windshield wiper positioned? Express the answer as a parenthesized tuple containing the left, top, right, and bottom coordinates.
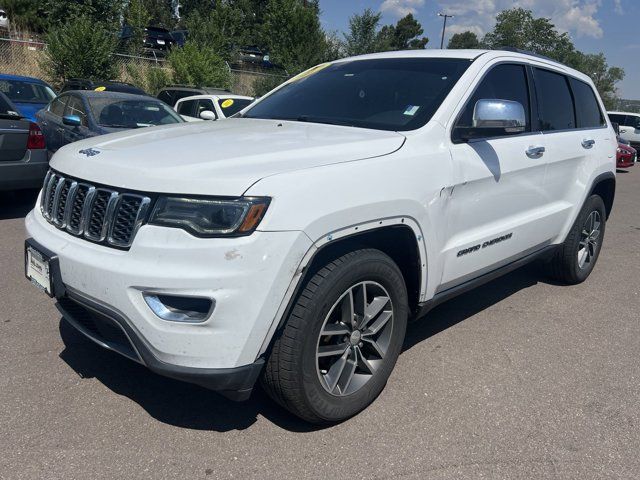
(263, 115, 356, 127)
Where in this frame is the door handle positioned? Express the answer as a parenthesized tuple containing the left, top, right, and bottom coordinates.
(582, 138, 595, 149)
(526, 145, 545, 158)
(620, 129, 627, 133)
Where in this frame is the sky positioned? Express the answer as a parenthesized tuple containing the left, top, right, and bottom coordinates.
(318, 0, 640, 99)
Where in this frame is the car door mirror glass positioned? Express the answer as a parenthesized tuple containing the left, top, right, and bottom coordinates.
(199, 110, 216, 121)
(454, 99, 526, 142)
(62, 114, 81, 127)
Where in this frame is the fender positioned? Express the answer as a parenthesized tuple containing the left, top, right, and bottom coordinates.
(256, 216, 428, 357)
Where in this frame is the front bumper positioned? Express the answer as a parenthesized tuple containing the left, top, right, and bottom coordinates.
(25, 205, 312, 394)
(56, 287, 264, 400)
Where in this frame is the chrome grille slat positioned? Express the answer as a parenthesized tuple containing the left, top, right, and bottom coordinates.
(39, 170, 151, 249)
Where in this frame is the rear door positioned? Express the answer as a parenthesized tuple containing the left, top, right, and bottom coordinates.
(443, 62, 549, 289)
(534, 68, 611, 236)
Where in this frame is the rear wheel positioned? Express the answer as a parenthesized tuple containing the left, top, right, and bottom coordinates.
(261, 249, 408, 424)
(548, 195, 606, 284)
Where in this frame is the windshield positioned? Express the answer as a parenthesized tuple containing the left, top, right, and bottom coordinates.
(219, 98, 253, 117)
(90, 98, 183, 128)
(243, 58, 471, 131)
(0, 79, 55, 104)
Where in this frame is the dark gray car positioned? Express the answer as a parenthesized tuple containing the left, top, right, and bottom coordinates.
(0, 92, 48, 191)
(36, 90, 183, 154)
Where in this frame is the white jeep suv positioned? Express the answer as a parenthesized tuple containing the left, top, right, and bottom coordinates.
(25, 50, 616, 423)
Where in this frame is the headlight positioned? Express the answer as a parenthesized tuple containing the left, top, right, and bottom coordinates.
(149, 196, 270, 237)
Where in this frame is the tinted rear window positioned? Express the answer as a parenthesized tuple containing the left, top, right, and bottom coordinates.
(570, 78, 604, 128)
(534, 69, 575, 131)
(0, 79, 55, 104)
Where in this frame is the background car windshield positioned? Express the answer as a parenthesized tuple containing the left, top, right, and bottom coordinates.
(219, 98, 253, 116)
(90, 98, 182, 128)
(243, 58, 471, 131)
(0, 80, 55, 104)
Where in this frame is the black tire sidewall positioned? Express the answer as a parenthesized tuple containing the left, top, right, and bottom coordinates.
(297, 251, 408, 422)
(567, 195, 606, 282)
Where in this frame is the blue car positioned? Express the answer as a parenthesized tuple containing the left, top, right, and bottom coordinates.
(36, 90, 184, 154)
(0, 74, 57, 122)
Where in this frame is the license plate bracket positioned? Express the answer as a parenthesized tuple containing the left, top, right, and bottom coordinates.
(24, 239, 64, 298)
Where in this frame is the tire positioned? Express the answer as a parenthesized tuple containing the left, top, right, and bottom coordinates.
(261, 248, 409, 424)
(548, 195, 606, 284)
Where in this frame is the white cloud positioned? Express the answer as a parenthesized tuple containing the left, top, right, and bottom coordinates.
(380, 0, 426, 17)
(613, 0, 623, 14)
(438, 0, 606, 39)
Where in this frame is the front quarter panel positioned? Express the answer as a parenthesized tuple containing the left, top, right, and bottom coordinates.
(245, 124, 455, 301)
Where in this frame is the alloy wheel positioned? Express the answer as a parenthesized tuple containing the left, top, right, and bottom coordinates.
(316, 281, 394, 396)
(578, 210, 601, 269)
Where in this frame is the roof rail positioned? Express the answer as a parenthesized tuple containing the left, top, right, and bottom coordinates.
(499, 47, 563, 65)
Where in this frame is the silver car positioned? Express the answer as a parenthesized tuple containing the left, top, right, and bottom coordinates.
(0, 92, 48, 191)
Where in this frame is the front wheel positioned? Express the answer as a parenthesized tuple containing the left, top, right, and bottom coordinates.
(261, 249, 408, 424)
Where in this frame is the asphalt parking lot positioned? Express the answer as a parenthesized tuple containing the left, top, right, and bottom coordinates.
(1, 169, 639, 480)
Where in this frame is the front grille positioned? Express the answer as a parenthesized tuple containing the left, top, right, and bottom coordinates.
(40, 170, 151, 249)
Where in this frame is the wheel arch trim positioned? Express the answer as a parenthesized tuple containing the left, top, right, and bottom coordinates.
(256, 216, 428, 358)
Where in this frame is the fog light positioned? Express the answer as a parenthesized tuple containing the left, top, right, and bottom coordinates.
(143, 293, 214, 323)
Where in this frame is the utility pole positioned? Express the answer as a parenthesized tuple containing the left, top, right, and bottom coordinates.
(438, 13, 454, 49)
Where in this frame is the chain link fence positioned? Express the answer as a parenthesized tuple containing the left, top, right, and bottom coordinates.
(0, 37, 288, 97)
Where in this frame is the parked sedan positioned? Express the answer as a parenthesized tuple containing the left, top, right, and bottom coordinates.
(617, 141, 636, 169)
(174, 94, 254, 121)
(0, 74, 56, 122)
(0, 92, 48, 191)
(35, 91, 183, 154)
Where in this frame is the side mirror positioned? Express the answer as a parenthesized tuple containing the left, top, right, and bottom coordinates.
(62, 114, 81, 127)
(199, 110, 216, 121)
(454, 99, 526, 142)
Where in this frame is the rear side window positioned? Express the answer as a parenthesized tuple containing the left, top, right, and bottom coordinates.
(624, 115, 640, 128)
(457, 63, 531, 132)
(49, 96, 67, 116)
(534, 68, 575, 131)
(570, 78, 604, 128)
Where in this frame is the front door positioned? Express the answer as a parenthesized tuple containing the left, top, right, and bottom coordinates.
(442, 62, 549, 290)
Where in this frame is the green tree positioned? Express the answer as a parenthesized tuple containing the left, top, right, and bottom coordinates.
(184, 6, 248, 59)
(168, 42, 231, 87)
(143, 0, 175, 27)
(344, 8, 381, 56)
(41, 16, 117, 86)
(483, 7, 624, 107)
(124, 0, 151, 54)
(0, 0, 47, 33)
(377, 14, 428, 51)
(43, 0, 125, 28)
(261, 0, 327, 74)
(447, 31, 480, 49)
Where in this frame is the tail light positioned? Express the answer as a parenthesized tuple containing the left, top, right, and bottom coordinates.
(27, 122, 46, 150)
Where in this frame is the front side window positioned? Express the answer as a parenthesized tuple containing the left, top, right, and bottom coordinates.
(49, 96, 67, 117)
(534, 68, 575, 131)
(570, 78, 604, 128)
(456, 63, 531, 132)
(64, 95, 88, 127)
(244, 58, 471, 131)
(197, 99, 216, 117)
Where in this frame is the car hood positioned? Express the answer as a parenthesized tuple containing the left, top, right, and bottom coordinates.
(50, 118, 406, 196)
(14, 102, 47, 122)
